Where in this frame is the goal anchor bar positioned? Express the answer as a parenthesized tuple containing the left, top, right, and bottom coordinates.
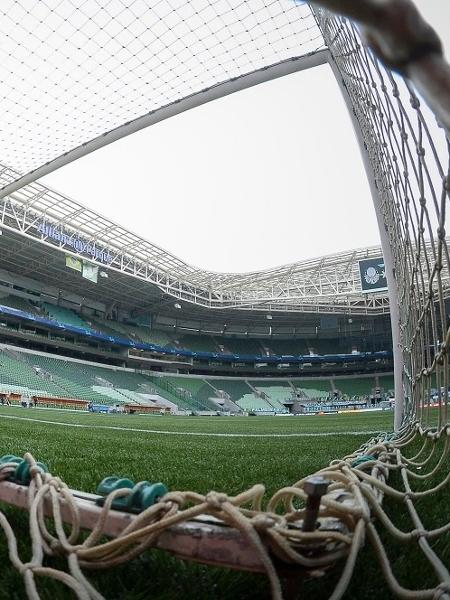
(0, 479, 268, 572)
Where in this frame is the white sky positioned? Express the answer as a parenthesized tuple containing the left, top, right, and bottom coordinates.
(43, 1, 450, 274)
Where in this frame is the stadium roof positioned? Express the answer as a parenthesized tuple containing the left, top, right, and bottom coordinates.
(0, 164, 391, 316)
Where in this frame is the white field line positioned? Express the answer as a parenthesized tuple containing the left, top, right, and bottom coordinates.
(0, 414, 381, 438)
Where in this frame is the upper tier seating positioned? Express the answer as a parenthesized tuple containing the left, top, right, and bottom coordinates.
(104, 321, 172, 347)
(222, 338, 264, 355)
(43, 303, 92, 330)
(312, 339, 340, 354)
(0, 299, 390, 360)
(89, 318, 128, 338)
(134, 327, 172, 347)
(267, 339, 309, 356)
(177, 334, 218, 353)
(0, 295, 39, 314)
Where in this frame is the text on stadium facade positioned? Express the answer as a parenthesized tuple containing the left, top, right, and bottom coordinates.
(37, 221, 113, 264)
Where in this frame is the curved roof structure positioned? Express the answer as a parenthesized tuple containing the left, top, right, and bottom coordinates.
(0, 162, 390, 315)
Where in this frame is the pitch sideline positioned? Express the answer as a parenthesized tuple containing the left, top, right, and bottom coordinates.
(0, 413, 380, 438)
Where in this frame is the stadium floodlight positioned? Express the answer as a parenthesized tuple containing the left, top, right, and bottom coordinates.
(174, 303, 182, 309)
(99, 271, 108, 279)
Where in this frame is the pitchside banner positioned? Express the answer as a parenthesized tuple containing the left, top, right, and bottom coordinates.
(358, 257, 388, 293)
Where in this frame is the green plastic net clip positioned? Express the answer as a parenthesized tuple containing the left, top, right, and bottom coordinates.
(129, 481, 168, 512)
(95, 476, 168, 513)
(0, 455, 23, 468)
(351, 454, 376, 468)
(95, 476, 135, 510)
(0, 455, 48, 485)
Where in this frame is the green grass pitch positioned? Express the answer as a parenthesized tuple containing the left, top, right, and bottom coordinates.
(0, 407, 446, 599)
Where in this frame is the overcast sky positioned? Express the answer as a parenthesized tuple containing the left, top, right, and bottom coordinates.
(43, 0, 450, 274)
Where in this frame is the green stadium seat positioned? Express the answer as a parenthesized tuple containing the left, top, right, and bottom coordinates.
(43, 303, 92, 330)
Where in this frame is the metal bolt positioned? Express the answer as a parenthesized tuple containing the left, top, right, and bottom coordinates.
(302, 476, 330, 532)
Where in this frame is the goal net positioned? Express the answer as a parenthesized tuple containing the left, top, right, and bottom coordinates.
(0, 2, 448, 599)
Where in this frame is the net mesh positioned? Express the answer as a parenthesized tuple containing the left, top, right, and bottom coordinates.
(0, 0, 323, 175)
(316, 9, 450, 432)
(0, 2, 449, 600)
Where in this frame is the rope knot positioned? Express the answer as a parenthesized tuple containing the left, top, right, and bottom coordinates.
(49, 539, 64, 554)
(416, 146, 425, 157)
(47, 476, 65, 492)
(411, 528, 427, 539)
(19, 561, 35, 576)
(251, 514, 276, 531)
(29, 465, 46, 479)
(206, 491, 228, 510)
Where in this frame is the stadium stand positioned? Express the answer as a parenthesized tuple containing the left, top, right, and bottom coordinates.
(129, 326, 172, 346)
(377, 374, 395, 393)
(146, 375, 217, 411)
(0, 349, 162, 406)
(313, 339, 340, 354)
(0, 349, 63, 397)
(0, 340, 396, 415)
(292, 379, 331, 399)
(207, 378, 253, 403)
(333, 376, 376, 397)
(163, 376, 218, 409)
(115, 388, 149, 405)
(88, 318, 130, 338)
(267, 339, 309, 356)
(177, 334, 218, 353)
(84, 367, 148, 392)
(18, 352, 116, 403)
(92, 386, 128, 404)
(236, 393, 274, 412)
(0, 295, 393, 366)
(0, 295, 39, 314)
(42, 303, 93, 330)
(252, 383, 292, 411)
(222, 338, 265, 356)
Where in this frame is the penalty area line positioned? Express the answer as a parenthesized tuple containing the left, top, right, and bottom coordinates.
(0, 414, 380, 438)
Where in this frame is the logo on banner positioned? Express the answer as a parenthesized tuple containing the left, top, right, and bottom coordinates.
(358, 257, 388, 293)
